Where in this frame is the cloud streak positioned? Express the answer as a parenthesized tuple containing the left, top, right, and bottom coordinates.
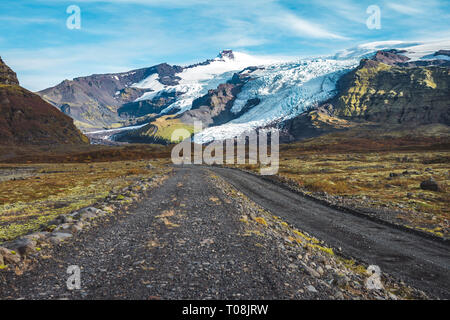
(386, 3, 422, 16)
(0, 16, 59, 24)
(272, 12, 349, 40)
(3, 0, 450, 91)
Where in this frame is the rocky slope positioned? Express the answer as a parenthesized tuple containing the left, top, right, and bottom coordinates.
(117, 90, 182, 119)
(0, 57, 88, 145)
(38, 63, 183, 131)
(37, 42, 450, 144)
(114, 67, 262, 144)
(179, 67, 261, 127)
(0, 57, 19, 85)
(332, 59, 449, 123)
(282, 51, 450, 141)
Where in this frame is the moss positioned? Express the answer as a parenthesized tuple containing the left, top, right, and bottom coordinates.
(0, 160, 170, 242)
(339, 258, 367, 275)
(254, 217, 268, 226)
(306, 243, 334, 255)
(411, 226, 444, 237)
(128, 115, 196, 143)
(293, 229, 320, 244)
(243, 230, 263, 237)
(239, 215, 249, 224)
(333, 61, 446, 122)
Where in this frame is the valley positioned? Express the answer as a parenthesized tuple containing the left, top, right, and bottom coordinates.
(1, 165, 446, 299)
(0, 39, 449, 301)
(34, 41, 450, 146)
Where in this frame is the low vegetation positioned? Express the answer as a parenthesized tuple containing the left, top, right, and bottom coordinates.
(238, 134, 450, 238)
(0, 145, 172, 242)
(118, 115, 195, 144)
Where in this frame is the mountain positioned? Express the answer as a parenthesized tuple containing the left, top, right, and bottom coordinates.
(281, 51, 450, 141)
(0, 57, 88, 145)
(38, 63, 184, 131)
(38, 40, 450, 144)
(38, 51, 274, 132)
(113, 67, 261, 144)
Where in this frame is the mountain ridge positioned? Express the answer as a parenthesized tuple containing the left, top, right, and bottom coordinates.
(36, 42, 450, 144)
(0, 57, 89, 145)
(280, 52, 450, 142)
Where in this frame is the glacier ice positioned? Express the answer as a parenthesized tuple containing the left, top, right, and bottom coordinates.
(194, 58, 358, 143)
(128, 40, 450, 143)
(131, 51, 283, 114)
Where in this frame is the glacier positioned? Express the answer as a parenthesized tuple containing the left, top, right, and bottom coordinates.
(194, 58, 358, 143)
(129, 40, 450, 143)
(132, 51, 284, 114)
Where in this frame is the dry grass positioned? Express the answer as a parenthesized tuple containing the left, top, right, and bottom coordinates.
(236, 136, 450, 238)
(0, 159, 171, 242)
(279, 151, 449, 236)
(0, 144, 172, 164)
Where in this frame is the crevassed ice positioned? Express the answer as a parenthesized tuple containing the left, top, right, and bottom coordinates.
(130, 40, 450, 144)
(194, 58, 358, 144)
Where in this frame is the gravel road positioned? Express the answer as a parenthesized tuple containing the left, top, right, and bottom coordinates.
(0, 165, 448, 299)
(208, 166, 450, 299)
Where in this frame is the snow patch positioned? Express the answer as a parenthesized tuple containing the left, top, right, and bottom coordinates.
(120, 40, 450, 144)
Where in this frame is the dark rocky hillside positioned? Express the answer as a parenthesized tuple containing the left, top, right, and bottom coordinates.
(0, 57, 88, 145)
(178, 67, 261, 127)
(282, 51, 450, 141)
(38, 63, 183, 130)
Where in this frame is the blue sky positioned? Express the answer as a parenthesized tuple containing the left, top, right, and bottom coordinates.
(1, 0, 449, 91)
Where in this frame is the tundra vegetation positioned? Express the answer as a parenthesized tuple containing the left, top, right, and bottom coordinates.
(1, 130, 448, 244)
(237, 132, 449, 238)
(0, 144, 171, 242)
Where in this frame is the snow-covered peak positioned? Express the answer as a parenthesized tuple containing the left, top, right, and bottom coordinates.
(218, 49, 235, 60)
(403, 39, 450, 60)
(179, 51, 280, 83)
(194, 57, 358, 143)
(335, 39, 450, 61)
(131, 50, 285, 113)
(129, 39, 450, 143)
(334, 40, 419, 59)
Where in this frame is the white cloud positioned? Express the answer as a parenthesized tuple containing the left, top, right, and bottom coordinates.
(386, 3, 422, 15)
(0, 16, 59, 24)
(271, 12, 349, 40)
